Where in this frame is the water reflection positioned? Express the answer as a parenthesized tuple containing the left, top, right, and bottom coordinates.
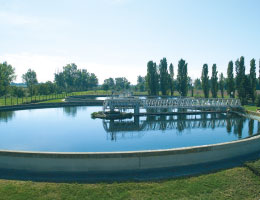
(0, 111, 15, 123)
(103, 113, 257, 141)
(63, 107, 78, 117)
(63, 106, 87, 117)
(0, 107, 259, 152)
(233, 117, 246, 139)
(249, 119, 254, 136)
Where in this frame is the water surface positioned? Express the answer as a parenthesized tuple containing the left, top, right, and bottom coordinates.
(0, 106, 258, 152)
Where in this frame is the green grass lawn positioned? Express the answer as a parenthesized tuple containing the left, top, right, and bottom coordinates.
(243, 105, 260, 112)
(0, 91, 110, 106)
(0, 164, 260, 200)
(0, 94, 66, 106)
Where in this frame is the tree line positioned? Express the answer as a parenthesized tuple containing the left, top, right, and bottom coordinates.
(145, 56, 259, 105)
(200, 56, 257, 105)
(146, 58, 190, 97)
(0, 62, 99, 98)
(0, 57, 259, 106)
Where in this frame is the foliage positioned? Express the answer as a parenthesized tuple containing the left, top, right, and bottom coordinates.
(244, 75, 251, 103)
(115, 77, 130, 91)
(0, 62, 16, 96)
(219, 73, 224, 98)
(22, 68, 38, 96)
(201, 64, 209, 98)
(146, 61, 159, 95)
(36, 81, 56, 95)
(169, 63, 174, 96)
(10, 86, 25, 97)
(177, 59, 188, 96)
(102, 77, 115, 91)
(187, 77, 194, 97)
(102, 77, 130, 92)
(249, 59, 256, 103)
(256, 94, 260, 107)
(187, 76, 192, 90)
(54, 63, 98, 92)
(2, 57, 260, 105)
(211, 64, 218, 98)
(194, 78, 202, 90)
(89, 73, 98, 89)
(235, 57, 246, 104)
(159, 58, 170, 95)
(136, 76, 145, 92)
(227, 61, 235, 97)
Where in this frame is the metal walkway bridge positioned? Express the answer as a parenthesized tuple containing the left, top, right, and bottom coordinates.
(103, 98, 242, 114)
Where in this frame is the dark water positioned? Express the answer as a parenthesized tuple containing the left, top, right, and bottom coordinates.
(0, 106, 259, 152)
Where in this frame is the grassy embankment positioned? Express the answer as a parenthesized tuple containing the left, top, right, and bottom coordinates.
(0, 163, 260, 199)
(0, 90, 113, 106)
(243, 105, 259, 112)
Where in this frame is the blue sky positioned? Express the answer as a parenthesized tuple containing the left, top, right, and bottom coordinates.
(0, 0, 259, 84)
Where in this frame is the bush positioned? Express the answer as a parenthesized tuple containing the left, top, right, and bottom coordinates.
(10, 86, 25, 97)
(256, 94, 260, 107)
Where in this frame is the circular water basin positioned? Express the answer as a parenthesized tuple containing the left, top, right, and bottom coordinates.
(0, 106, 258, 152)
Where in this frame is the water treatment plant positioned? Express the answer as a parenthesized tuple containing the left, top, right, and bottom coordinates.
(0, 95, 260, 182)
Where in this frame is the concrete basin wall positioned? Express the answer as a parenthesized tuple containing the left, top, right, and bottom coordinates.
(0, 135, 260, 173)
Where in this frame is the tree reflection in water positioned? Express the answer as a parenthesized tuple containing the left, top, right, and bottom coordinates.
(226, 118, 232, 133)
(0, 111, 15, 123)
(248, 119, 254, 136)
(103, 113, 254, 141)
(63, 106, 87, 117)
(233, 117, 246, 139)
(258, 121, 260, 133)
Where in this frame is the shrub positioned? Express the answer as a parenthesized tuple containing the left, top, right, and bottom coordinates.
(256, 94, 260, 107)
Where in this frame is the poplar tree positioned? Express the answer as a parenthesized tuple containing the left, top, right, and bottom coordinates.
(244, 74, 251, 101)
(201, 64, 209, 98)
(159, 58, 169, 95)
(169, 63, 174, 96)
(249, 58, 256, 103)
(227, 61, 235, 98)
(177, 59, 188, 96)
(211, 64, 218, 98)
(235, 56, 246, 104)
(219, 73, 224, 98)
(146, 61, 159, 95)
(259, 59, 260, 84)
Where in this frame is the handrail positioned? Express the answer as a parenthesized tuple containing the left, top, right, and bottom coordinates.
(103, 98, 242, 111)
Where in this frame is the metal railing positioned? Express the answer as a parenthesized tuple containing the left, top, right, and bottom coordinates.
(103, 98, 242, 111)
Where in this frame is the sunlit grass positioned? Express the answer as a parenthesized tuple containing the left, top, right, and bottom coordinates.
(0, 91, 111, 106)
(243, 105, 260, 112)
(0, 165, 259, 199)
